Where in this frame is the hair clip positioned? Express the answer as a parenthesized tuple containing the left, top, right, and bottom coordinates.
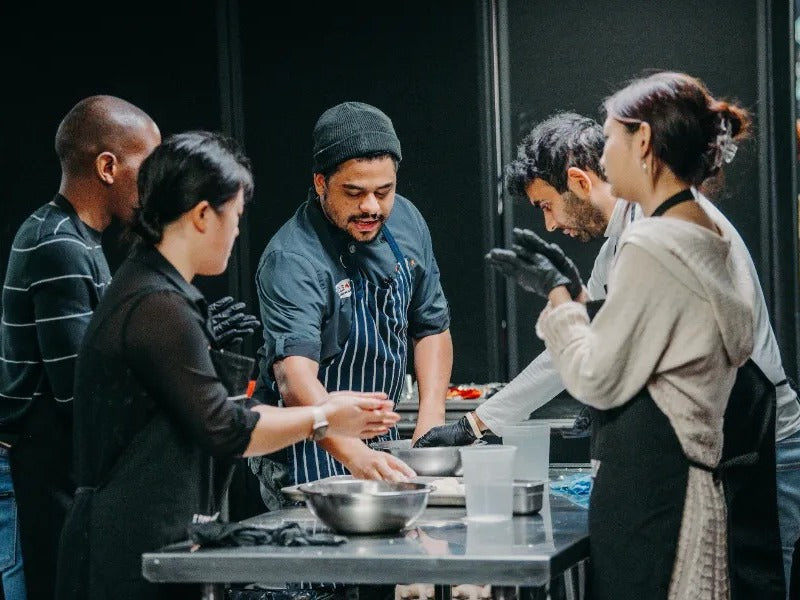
(714, 118, 738, 169)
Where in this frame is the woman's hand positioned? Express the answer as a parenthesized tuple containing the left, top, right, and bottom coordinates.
(322, 391, 399, 439)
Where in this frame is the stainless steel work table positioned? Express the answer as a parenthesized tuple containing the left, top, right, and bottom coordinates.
(142, 491, 589, 598)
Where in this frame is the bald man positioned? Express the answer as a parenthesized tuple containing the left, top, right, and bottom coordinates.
(0, 96, 160, 599)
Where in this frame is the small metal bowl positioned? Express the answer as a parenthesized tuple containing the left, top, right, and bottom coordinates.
(297, 479, 432, 534)
(371, 439, 463, 476)
(513, 480, 545, 515)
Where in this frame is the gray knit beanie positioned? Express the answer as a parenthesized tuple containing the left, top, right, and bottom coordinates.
(312, 101, 402, 174)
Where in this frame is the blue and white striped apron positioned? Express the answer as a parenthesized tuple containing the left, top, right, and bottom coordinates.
(288, 226, 411, 485)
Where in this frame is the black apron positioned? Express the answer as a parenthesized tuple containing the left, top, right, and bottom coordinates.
(585, 299, 784, 599)
(719, 359, 785, 599)
(55, 345, 254, 600)
(587, 361, 785, 600)
(584, 299, 687, 598)
(588, 387, 688, 600)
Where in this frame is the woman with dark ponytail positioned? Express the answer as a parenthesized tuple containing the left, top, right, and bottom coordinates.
(57, 131, 400, 600)
(520, 72, 757, 599)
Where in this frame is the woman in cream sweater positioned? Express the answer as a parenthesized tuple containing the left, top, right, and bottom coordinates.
(533, 73, 755, 599)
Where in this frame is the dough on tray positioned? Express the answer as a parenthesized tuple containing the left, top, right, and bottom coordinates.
(430, 477, 465, 495)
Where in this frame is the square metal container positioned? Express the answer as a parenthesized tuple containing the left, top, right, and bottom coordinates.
(513, 480, 545, 515)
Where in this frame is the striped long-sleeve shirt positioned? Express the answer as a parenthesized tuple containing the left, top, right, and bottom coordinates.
(0, 194, 111, 433)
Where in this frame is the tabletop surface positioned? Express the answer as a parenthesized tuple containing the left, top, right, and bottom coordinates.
(142, 488, 589, 587)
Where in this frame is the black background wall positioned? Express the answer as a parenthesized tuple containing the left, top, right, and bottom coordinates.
(0, 0, 489, 385)
(0, 1, 228, 297)
(237, 0, 488, 383)
(1, 0, 797, 386)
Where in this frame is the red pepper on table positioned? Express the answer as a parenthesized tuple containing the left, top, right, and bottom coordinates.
(447, 385, 482, 400)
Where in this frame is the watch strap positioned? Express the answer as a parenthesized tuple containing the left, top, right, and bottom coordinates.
(309, 406, 329, 441)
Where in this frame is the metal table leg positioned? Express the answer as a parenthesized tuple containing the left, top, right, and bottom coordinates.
(490, 586, 517, 600)
(201, 582, 226, 600)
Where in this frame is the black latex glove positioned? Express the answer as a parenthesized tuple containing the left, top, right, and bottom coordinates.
(512, 228, 583, 299)
(413, 415, 477, 448)
(208, 296, 261, 349)
(485, 247, 571, 299)
(561, 405, 593, 439)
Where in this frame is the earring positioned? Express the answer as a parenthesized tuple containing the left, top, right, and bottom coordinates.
(641, 161, 648, 172)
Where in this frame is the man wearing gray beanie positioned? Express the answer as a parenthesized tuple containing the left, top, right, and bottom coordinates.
(252, 101, 453, 489)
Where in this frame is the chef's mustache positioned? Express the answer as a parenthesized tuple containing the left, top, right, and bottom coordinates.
(348, 213, 385, 223)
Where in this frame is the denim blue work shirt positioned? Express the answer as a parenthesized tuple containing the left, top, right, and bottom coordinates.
(253, 193, 450, 404)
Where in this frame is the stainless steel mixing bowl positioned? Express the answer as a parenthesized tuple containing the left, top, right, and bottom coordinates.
(297, 479, 433, 534)
(371, 439, 463, 476)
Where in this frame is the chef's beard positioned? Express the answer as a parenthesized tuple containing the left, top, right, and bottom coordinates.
(562, 191, 608, 242)
(318, 192, 387, 242)
(346, 213, 386, 242)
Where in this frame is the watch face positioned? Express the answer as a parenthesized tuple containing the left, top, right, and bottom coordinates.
(312, 424, 329, 441)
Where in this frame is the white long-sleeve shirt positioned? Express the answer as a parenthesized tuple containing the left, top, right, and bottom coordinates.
(476, 195, 800, 441)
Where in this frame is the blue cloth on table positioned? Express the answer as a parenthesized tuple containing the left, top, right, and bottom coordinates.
(550, 474, 592, 509)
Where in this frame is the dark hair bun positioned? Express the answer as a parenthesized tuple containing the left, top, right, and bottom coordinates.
(711, 101, 751, 140)
(129, 206, 162, 244)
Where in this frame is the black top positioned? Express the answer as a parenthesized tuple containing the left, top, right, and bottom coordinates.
(0, 194, 111, 433)
(72, 244, 260, 486)
(254, 193, 450, 403)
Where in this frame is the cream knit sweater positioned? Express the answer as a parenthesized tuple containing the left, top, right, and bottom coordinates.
(536, 216, 754, 600)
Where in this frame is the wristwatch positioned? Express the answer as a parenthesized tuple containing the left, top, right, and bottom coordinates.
(309, 406, 329, 441)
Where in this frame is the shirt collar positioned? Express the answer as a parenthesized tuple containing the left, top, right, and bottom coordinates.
(308, 190, 350, 252)
(51, 193, 103, 243)
(131, 244, 207, 310)
(604, 200, 636, 238)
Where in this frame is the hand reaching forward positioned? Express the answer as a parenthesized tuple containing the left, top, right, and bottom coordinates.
(345, 447, 417, 482)
(322, 391, 400, 439)
(413, 415, 476, 447)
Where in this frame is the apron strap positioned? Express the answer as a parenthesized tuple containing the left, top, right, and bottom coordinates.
(381, 226, 406, 264)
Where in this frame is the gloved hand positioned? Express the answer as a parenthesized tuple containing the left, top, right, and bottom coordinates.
(208, 296, 261, 350)
(485, 247, 571, 299)
(413, 415, 477, 448)
(512, 228, 583, 298)
(561, 405, 592, 439)
(573, 405, 592, 431)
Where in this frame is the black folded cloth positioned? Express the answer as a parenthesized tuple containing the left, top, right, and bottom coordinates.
(188, 521, 347, 549)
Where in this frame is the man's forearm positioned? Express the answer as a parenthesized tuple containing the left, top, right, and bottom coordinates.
(474, 348, 564, 435)
(412, 330, 453, 439)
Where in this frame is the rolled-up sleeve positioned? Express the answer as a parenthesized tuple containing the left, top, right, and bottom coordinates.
(255, 250, 327, 369)
(408, 215, 450, 338)
(123, 291, 259, 457)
